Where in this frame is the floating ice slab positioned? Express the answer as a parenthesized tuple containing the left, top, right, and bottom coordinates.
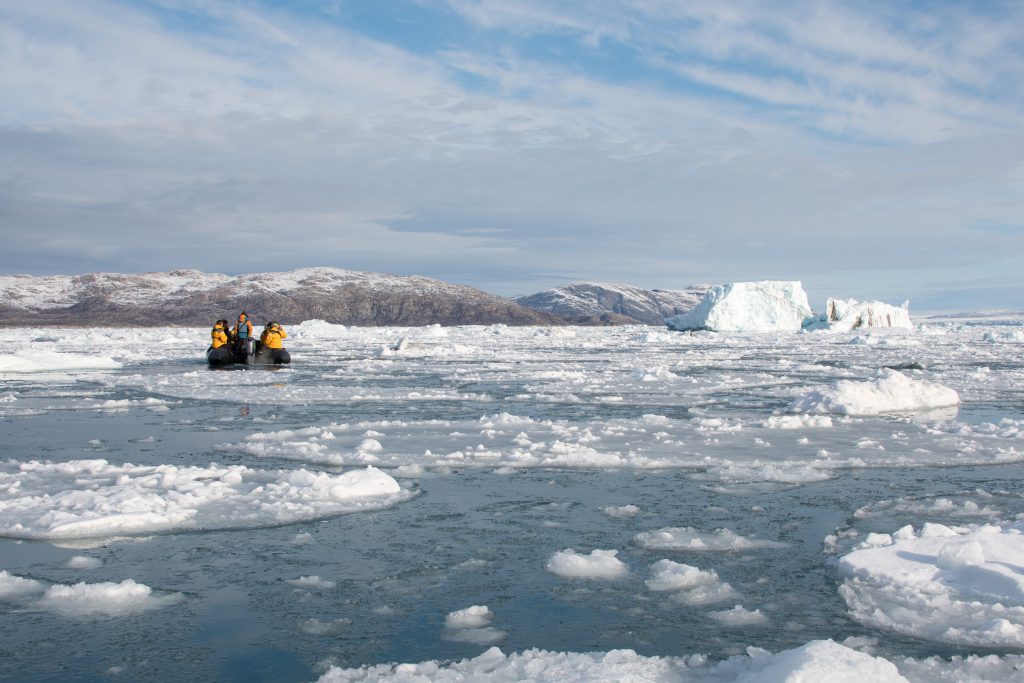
(0, 459, 412, 540)
(665, 281, 812, 332)
(0, 349, 121, 373)
(645, 559, 738, 606)
(0, 571, 179, 618)
(635, 527, 785, 551)
(836, 520, 1024, 647)
(545, 548, 628, 579)
(316, 639, 909, 682)
(39, 579, 182, 618)
(789, 370, 959, 416)
(443, 605, 506, 645)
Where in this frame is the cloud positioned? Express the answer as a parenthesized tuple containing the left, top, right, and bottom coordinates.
(0, 0, 1021, 309)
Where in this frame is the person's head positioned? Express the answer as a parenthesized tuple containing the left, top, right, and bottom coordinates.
(239, 312, 247, 321)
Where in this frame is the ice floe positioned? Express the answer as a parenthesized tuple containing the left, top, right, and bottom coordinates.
(645, 559, 738, 605)
(316, 639, 910, 682)
(789, 370, 960, 416)
(708, 604, 768, 627)
(634, 527, 785, 551)
(0, 349, 122, 373)
(0, 459, 412, 540)
(545, 548, 628, 579)
(442, 605, 507, 645)
(0, 571, 180, 618)
(836, 520, 1024, 647)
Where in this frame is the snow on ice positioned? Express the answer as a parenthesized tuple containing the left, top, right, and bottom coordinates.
(0, 460, 412, 540)
(545, 548, 629, 579)
(0, 349, 122, 373)
(0, 571, 180, 618)
(645, 559, 739, 606)
(316, 639, 911, 682)
(442, 605, 507, 645)
(789, 370, 960, 416)
(634, 527, 785, 551)
(804, 297, 914, 332)
(836, 520, 1024, 647)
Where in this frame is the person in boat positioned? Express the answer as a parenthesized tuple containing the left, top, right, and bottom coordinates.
(210, 320, 229, 350)
(259, 321, 290, 364)
(233, 311, 255, 358)
(207, 319, 234, 366)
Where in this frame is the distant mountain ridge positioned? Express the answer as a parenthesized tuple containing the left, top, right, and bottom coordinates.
(516, 282, 711, 325)
(0, 268, 563, 326)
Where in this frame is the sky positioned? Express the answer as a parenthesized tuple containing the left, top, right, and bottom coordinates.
(0, 0, 1022, 311)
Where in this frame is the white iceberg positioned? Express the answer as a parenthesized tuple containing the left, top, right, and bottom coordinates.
(789, 370, 959, 416)
(803, 297, 913, 332)
(665, 281, 812, 332)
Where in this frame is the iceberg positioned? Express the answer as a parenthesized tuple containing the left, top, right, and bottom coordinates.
(665, 281, 812, 332)
(804, 297, 913, 331)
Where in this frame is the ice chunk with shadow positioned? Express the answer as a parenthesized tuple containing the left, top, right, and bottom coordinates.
(545, 549, 628, 579)
(442, 605, 506, 645)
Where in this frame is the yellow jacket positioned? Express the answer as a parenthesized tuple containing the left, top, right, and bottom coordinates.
(260, 325, 287, 349)
(211, 324, 229, 349)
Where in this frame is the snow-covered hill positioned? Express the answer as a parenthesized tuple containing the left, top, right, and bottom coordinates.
(516, 282, 710, 325)
(0, 268, 563, 326)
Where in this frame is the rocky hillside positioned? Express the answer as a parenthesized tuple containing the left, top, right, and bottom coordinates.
(0, 268, 564, 326)
(516, 282, 710, 325)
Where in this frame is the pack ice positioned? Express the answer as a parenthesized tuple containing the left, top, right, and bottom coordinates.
(0, 459, 411, 540)
(665, 281, 812, 332)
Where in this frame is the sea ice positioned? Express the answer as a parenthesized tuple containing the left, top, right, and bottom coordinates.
(67, 555, 103, 569)
(645, 559, 738, 605)
(803, 298, 913, 332)
(708, 605, 768, 627)
(38, 578, 182, 618)
(287, 576, 336, 591)
(0, 349, 122, 373)
(316, 639, 909, 682)
(836, 520, 1024, 647)
(634, 527, 785, 551)
(601, 504, 641, 518)
(0, 570, 44, 600)
(789, 370, 960, 416)
(442, 605, 506, 645)
(0, 459, 412, 540)
(545, 548, 628, 579)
